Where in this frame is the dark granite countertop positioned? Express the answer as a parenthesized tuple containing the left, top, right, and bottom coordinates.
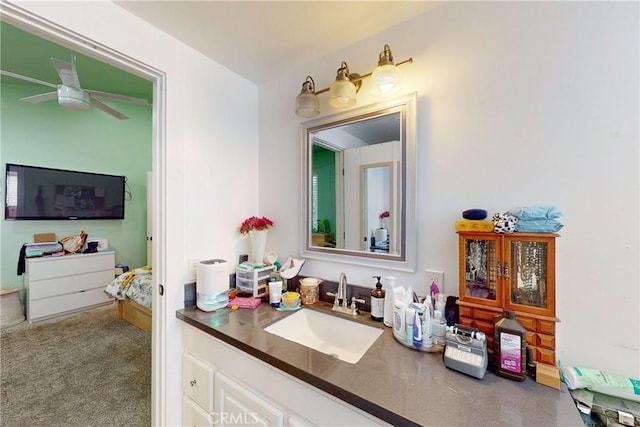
(177, 302, 583, 426)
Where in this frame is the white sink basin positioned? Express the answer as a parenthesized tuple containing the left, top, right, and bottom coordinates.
(263, 308, 383, 364)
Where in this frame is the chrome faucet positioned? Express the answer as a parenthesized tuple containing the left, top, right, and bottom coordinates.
(327, 273, 359, 315)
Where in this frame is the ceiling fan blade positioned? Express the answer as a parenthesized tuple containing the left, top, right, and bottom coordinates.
(51, 57, 81, 89)
(0, 70, 58, 89)
(20, 92, 58, 104)
(89, 96, 129, 120)
(87, 90, 151, 106)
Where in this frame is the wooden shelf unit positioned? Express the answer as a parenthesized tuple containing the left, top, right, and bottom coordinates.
(457, 232, 559, 364)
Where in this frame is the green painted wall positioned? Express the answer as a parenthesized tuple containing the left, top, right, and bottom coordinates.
(0, 83, 152, 290)
(313, 148, 336, 234)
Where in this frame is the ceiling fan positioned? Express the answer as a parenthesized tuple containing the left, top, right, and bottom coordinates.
(0, 55, 150, 120)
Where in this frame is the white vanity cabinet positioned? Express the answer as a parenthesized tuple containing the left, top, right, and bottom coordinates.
(182, 351, 215, 426)
(214, 371, 283, 426)
(25, 251, 115, 322)
(182, 324, 388, 427)
(183, 394, 213, 427)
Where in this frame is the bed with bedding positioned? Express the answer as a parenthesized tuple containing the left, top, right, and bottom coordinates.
(104, 266, 152, 331)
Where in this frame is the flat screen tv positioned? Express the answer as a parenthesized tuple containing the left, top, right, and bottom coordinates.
(5, 163, 126, 220)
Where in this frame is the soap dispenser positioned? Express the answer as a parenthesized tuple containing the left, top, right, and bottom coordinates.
(370, 276, 385, 322)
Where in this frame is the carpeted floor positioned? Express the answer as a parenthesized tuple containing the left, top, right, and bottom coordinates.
(0, 304, 151, 427)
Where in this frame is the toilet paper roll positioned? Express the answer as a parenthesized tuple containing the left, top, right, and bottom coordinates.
(197, 259, 228, 294)
(375, 228, 388, 243)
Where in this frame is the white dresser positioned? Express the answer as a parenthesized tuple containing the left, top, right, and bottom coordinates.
(25, 251, 115, 323)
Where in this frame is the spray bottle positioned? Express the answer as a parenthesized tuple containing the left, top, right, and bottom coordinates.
(412, 310, 423, 349)
(422, 302, 433, 347)
(383, 276, 395, 327)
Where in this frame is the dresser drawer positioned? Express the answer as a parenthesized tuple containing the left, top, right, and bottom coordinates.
(536, 333, 555, 350)
(537, 319, 555, 335)
(535, 347, 556, 365)
(26, 252, 114, 281)
(525, 330, 536, 347)
(458, 305, 474, 318)
(28, 287, 111, 321)
(466, 318, 494, 336)
(28, 270, 113, 300)
(515, 315, 536, 331)
(473, 308, 501, 323)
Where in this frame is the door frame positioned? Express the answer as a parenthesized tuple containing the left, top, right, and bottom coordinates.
(0, 4, 167, 425)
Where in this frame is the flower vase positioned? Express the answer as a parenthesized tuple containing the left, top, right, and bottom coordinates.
(249, 229, 268, 266)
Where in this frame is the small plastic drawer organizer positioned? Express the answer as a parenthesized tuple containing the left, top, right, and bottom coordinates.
(235, 263, 275, 298)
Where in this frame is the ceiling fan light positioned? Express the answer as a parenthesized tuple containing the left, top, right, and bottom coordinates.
(329, 62, 357, 109)
(295, 76, 320, 118)
(57, 85, 89, 110)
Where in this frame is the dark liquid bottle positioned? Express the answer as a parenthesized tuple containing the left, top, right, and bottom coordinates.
(370, 276, 385, 322)
(494, 310, 526, 381)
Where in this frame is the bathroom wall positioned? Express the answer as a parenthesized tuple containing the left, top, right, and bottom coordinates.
(259, 1, 639, 377)
(0, 83, 152, 288)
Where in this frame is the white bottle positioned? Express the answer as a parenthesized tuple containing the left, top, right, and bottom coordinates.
(435, 293, 446, 320)
(422, 304, 433, 347)
(432, 309, 446, 346)
(383, 276, 395, 327)
(405, 308, 415, 347)
(393, 302, 406, 340)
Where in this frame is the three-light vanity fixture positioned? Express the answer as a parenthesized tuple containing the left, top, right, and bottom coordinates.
(295, 44, 413, 118)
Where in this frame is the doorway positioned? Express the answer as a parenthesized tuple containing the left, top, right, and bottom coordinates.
(1, 3, 166, 424)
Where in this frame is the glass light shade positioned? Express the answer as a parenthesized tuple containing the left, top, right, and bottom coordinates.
(329, 79, 357, 109)
(295, 92, 320, 118)
(371, 64, 402, 96)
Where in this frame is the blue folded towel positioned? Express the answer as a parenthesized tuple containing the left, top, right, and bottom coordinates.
(507, 206, 562, 220)
(515, 219, 563, 233)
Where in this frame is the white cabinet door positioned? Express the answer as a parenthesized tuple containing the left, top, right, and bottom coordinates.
(183, 395, 213, 427)
(182, 352, 215, 412)
(214, 371, 283, 427)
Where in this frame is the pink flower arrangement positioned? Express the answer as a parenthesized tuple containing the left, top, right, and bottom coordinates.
(379, 211, 390, 220)
(240, 216, 274, 235)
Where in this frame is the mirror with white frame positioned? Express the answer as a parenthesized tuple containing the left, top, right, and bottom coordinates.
(301, 93, 417, 271)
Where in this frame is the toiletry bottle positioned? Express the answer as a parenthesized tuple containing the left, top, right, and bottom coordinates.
(422, 303, 432, 347)
(494, 310, 526, 381)
(269, 268, 285, 293)
(405, 308, 415, 346)
(370, 276, 385, 322)
(393, 301, 406, 340)
(383, 276, 395, 327)
(435, 294, 446, 325)
(423, 290, 434, 316)
(432, 310, 446, 346)
(413, 310, 423, 349)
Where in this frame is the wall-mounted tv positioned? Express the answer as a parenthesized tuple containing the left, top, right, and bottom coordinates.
(5, 163, 126, 220)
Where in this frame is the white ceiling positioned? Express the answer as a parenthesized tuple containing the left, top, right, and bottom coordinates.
(115, 1, 442, 85)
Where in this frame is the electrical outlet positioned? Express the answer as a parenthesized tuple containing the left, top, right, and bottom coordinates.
(188, 258, 202, 282)
(425, 270, 444, 294)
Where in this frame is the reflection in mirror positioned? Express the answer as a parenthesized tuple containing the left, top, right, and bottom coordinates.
(362, 162, 394, 253)
(302, 94, 417, 271)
